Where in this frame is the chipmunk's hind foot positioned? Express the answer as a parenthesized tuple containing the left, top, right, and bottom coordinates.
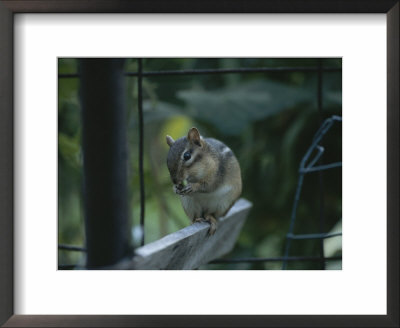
(191, 216, 217, 235)
(205, 215, 217, 236)
(192, 217, 204, 224)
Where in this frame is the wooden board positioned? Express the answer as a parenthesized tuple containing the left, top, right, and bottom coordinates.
(117, 198, 252, 270)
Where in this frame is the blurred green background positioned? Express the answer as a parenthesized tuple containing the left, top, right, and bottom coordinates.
(58, 58, 342, 270)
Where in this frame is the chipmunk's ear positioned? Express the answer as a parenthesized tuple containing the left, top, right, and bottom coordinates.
(166, 135, 175, 147)
(188, 127, 202, 147)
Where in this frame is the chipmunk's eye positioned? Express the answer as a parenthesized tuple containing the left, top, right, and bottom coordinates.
(183, 151, 191, 161)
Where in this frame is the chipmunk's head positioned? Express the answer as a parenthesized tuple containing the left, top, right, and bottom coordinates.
(166, 127, 209, 191)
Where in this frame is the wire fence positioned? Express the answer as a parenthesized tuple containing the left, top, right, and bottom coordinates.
(282, 115, 342, 269)
(58, 59, 342, 270)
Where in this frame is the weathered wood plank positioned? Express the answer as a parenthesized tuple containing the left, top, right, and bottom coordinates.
(120, 198, 251, 270)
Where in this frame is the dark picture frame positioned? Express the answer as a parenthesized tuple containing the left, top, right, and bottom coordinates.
(0, 1, 398, 327)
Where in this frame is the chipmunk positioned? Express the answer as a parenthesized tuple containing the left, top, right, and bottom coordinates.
(166, 127, 242, 235)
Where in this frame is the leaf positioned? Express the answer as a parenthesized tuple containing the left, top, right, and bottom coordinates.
(177, 80, 314, 135)
(58, 133, 81, 169)
(143, 101, 183, 123)
(324, 220, 342, 257)
(58, 58, 78, 74)
(325, 91, 342, 106)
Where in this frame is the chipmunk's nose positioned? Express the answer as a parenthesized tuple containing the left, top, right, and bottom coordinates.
(175, 183, 184, 191)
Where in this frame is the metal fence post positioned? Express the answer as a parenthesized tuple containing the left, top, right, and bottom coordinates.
(80, 59, 129, 268)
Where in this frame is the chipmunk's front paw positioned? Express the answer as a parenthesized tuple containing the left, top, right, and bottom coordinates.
(176, 185, 193, 195)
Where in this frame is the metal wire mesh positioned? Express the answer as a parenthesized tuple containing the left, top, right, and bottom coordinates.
(282, 115, 342, 269)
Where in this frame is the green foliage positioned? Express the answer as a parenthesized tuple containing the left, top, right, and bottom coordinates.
(58, 58, 342, 269)
(178, 79, 314, 136)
